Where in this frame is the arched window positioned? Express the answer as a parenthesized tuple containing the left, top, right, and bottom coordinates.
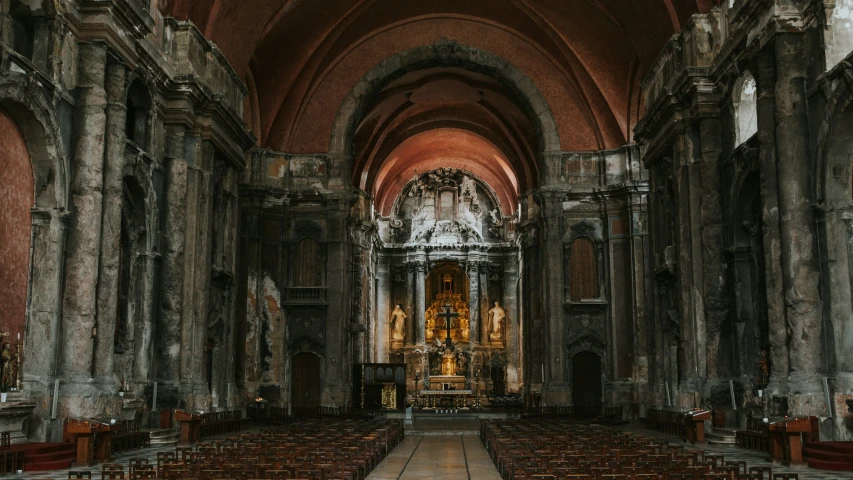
(125, 80, 151, 149)
(293, 238, 322, 287)
(734, 73, 758, 145)
(569, 237, 598, 301)
(8, 0, 35, 60)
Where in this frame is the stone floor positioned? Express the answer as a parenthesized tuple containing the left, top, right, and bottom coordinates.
(365, 435, 501, 480)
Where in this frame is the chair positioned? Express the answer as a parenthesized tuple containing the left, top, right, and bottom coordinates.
(69, 472, 93, 480)
(771, 475, 798, 480)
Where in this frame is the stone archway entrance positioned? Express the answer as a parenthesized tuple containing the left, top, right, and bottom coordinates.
(291, 353, 321, 411)
(572, 351, 602, 414)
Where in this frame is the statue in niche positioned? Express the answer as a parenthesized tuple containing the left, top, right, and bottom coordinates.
(0, 342, 12, 389)
(488, 301, 506, 340)
(489, 208, 501, 225)
(390, 304, 407, 342)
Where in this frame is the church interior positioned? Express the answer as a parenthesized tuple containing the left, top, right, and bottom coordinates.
(1, 0, 853, 478)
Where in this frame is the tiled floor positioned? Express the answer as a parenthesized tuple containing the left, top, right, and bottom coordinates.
(366, 435, 501, 480)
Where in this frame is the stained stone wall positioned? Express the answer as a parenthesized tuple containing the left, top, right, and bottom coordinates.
(636, 0, 853, 441)
(0, 0, 253, 442)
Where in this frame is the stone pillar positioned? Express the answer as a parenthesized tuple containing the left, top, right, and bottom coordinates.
(93, 59, 127, 381)
(413, 257, 426, 345)
(132, 253, 160, 381)
(468, 261, 480, 344)
(673, 132, 699, 388)
(755, 50, 790, 390)
(697, 116, 728, 382)
(541, 191, 564, 392)
(61, 41, 108, 379)
(156, 125, 188, 389)
(405, 263, 415, 345)
(774, 34, 823, 397)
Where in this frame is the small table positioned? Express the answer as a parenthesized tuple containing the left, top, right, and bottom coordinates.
(683, 409, 711, 444)
(174, 410, 202, 444)
(420, 390, 472, 409)
(768, 417, 811, 464)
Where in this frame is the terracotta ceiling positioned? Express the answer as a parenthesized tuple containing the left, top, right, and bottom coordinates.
(168, 0, 717, 209)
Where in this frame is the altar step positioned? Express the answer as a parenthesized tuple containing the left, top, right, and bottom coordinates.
(19, 442, 76, 471)
(706, 427, 737, 446)
(406, 417, 481, 435)
(148, 428, 180, 446)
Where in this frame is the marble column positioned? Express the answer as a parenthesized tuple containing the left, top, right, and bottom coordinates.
(755, 50, 790, 390)
(93, 58, 128, 381)
(774, 34, 822, 396)
(414, 259, 426, 345)
(61, 41, 108, 379)
(468, 262, 480, 344)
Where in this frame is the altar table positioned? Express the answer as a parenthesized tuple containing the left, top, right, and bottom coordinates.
(420, 389, 472, 408)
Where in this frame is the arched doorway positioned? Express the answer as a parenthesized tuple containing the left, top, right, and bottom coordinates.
(291, 353, 321, 412)
(572, 351, 602, 415)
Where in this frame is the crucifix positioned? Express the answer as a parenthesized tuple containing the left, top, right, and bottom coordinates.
(437, 302, 459, 348)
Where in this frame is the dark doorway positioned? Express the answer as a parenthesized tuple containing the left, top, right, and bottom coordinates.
(572, 351, 602, 415)
(291, 353, 321, 412)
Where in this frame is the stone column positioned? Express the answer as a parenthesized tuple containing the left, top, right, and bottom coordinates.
(541, 191, 564, 391)
(755, 50, 790, 390)
(774, 34, 822, 398)
(405, 263, 415, 345)
(697, 116, 728, 381)
(468, 261, 480, 344)
(156, 126, 188, 389)
(61, 41, 108, 379)
(93, 58, 127, 381)
(413, 257, 426, 345)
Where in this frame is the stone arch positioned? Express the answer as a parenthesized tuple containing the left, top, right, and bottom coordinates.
(733, 71, 758, 146)
(329, 40, 560, 168)
(0, 73, 68, 386)
(0, 75, 68, 209)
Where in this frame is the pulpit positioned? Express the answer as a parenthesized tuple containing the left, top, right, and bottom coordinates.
(64, 418, 113, 465)
(682, 409, 711, 444)
(768, 416, 812, 464)
(174, 410, 202, 443)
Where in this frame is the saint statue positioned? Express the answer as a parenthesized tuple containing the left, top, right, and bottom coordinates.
(390, 305, 407, 341)
(488, 301, 505, 340)
(0, 342, 12, 389)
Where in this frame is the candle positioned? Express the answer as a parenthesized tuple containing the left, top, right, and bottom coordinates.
(17, 333, 20, 341)
(541, 364, 545, 383)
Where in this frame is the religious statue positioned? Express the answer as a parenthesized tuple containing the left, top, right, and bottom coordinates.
(0, 342, 12, 390)
(441, 349, 457, 376)
(390, 305, 407, 342)
(488, 301, 505, 340)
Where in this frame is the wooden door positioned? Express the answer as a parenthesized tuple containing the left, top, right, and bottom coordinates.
(572, 351, 602, 415)
(291, 353, 321, 410)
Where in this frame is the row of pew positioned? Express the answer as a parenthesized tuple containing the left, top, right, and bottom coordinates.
(68, 417, 404, 480)
(481, 417, 800, 479)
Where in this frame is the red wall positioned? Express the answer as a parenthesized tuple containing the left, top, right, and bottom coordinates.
(0, 109, 33, 338)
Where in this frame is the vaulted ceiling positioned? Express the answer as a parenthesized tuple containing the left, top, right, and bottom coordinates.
(168, 0, 717, 207)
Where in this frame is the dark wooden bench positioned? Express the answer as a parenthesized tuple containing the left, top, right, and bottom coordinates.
(736, 416, 769, 452)
(639, 408, 685, 437)
(199, 410, 245, 438)
(112, 420, 149, 454)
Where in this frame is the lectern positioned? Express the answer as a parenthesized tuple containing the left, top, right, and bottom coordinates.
(683, 409, 711, 444)
(768, 416, 811, 464)
(174, 410, 202, 443)
(64, 418, 113, 465)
